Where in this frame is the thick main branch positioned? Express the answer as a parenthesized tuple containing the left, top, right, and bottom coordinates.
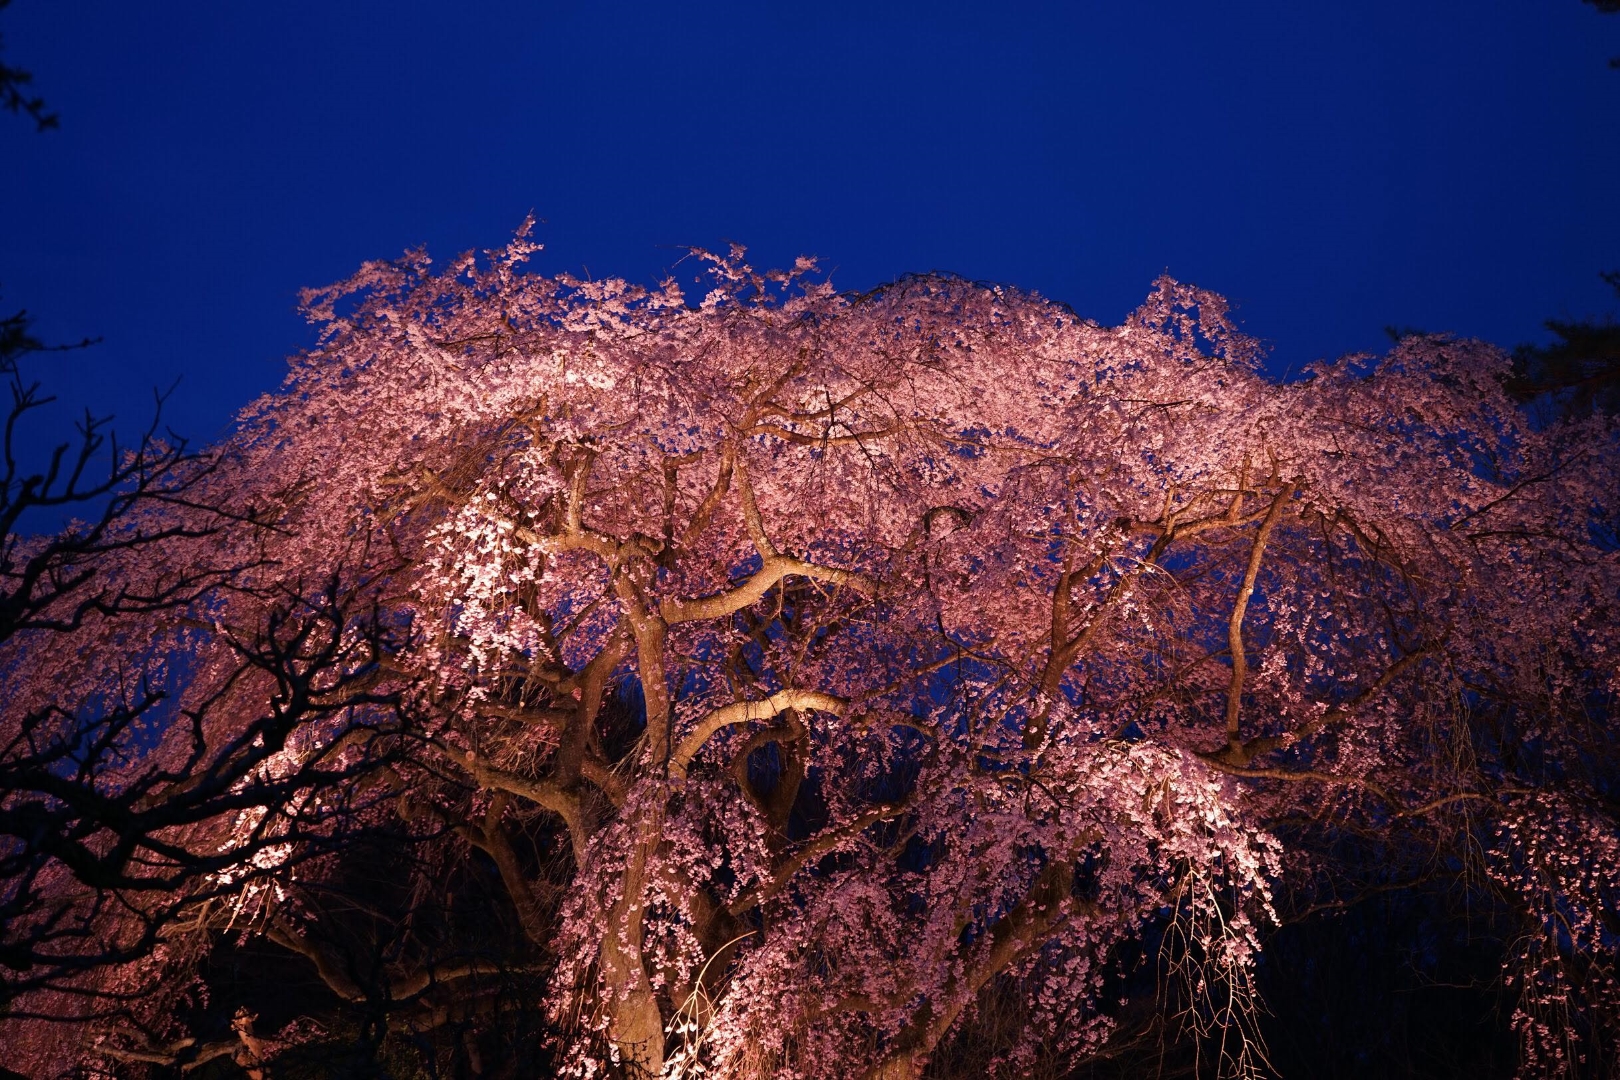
(670, 689, 846, 780)
(660, 555, 874, 624)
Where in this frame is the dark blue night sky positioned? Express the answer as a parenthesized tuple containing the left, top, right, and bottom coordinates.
(3, 1, 1618, 455)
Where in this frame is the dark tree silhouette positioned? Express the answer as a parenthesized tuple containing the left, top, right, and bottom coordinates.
(1510, 270, 1620, 416)
(1586, 0, 1620, 66)
(0, 0, 54, 131)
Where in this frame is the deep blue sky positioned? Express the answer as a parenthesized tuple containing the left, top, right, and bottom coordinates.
(3, 1, 1618, 456)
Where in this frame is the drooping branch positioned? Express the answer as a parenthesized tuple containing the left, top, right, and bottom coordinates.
(660, 554, 875, 625)
(671, 689, 846, 780)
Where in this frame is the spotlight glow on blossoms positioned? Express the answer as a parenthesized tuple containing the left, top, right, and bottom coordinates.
(2, 226, 1616, 1079)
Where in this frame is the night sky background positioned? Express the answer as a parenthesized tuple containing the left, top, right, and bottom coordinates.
(2, 1, 1618, 461)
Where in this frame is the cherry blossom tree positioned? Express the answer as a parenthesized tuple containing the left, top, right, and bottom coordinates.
(3, 225, 1617, 1078)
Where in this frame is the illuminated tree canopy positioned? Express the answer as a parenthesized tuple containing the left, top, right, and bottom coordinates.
(2, 228, 1617, 1079)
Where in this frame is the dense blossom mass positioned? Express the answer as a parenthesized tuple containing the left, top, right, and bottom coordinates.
(2, 226, 1617, 1078)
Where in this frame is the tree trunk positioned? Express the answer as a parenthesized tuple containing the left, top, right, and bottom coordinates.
(599, 804, 666, 1076)
(603, 965, 665, 1077)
